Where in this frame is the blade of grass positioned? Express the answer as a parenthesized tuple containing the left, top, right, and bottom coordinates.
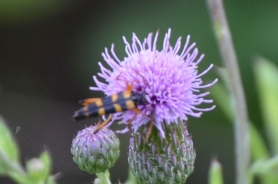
(210, 83, 268, 160)
(254, 57, 278, 154)
(209, 159, 224, 184)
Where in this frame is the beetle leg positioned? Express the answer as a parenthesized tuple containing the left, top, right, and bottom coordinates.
(127, 114, 138, 130)
(131, 106, 141, 114)
(145, 116, 154, 142)
(126, 106, 145, 129)
(94, 114, 113, 134)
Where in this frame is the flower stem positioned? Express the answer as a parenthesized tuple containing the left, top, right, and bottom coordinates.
(206, 0, 250, 184)
(95, 170, 111, 184)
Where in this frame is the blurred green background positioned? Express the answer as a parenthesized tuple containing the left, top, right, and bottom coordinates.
(0, 0, 277, 183)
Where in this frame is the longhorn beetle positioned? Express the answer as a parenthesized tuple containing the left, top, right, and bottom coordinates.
(73, 82, 155, 141)
(72, 83, 147, 121)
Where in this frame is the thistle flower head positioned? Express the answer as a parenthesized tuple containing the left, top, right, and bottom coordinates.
(71, 125, 120, 174)
(128, 120, 196, 183)
(91, 28, 217, 137)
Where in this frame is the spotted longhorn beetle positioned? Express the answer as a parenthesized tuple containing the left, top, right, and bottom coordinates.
(73, 82, 155, 141)
(72, 83, 147, 121)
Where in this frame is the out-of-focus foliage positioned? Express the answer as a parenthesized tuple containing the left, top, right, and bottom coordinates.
(0, 116, 57, 184)
(0, 0, 73, 24)
(0, 116, 19, 175)
(209, 159, 224, 184)
(210, 57, 278, 183)
(210, 78, 268, 161)
(254, 57, 278, 154)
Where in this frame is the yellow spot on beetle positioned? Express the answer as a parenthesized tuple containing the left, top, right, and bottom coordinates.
(113, 104, 122, 112)
(126, 100, 135, 109)
(95, 99, 103, 107)
(111, 94, 118, 102)
(84, 106, 90, 117)
(98, 107, 106, 115)
(123, 90, 132, 99)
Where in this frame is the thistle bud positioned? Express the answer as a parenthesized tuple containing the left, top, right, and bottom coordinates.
(71, 126, 120, 174)
(128, 120, 195, 183)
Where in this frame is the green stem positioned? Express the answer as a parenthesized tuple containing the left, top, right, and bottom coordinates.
(0, 149, 26, 175)
(0, 149, 30, 184)
(206, 0, 250, 184)
(95, 170, 111, 184)
(124, 168, 137, 184)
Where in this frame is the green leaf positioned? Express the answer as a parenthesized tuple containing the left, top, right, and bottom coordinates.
(210, 81, 268, 161)
(249, 155, 278, 183)
(26, 151, 52, 184)
(249, 125, 268, 160)
(254, 57, 278, 154)
(251, 155, 278, 175)
(46, 175, 58, 184)
(0, 116, 19, 174)
(214, 67, 230, 89)
(210, 83, 233, 121)
(7, 170, 29, 184)
(209, 159, 224, 184)
(39, 151, 52, 180)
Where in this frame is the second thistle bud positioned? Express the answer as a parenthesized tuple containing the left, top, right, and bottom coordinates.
(128, 120, 196, 184)
(71, 125, 120, 174)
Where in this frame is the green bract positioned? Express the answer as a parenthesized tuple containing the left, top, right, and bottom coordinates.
(128, 120, 196, 184)
(71, 126, 120, 174)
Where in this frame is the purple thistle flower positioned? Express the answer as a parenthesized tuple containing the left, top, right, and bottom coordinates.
(90, 28, 217, 138)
